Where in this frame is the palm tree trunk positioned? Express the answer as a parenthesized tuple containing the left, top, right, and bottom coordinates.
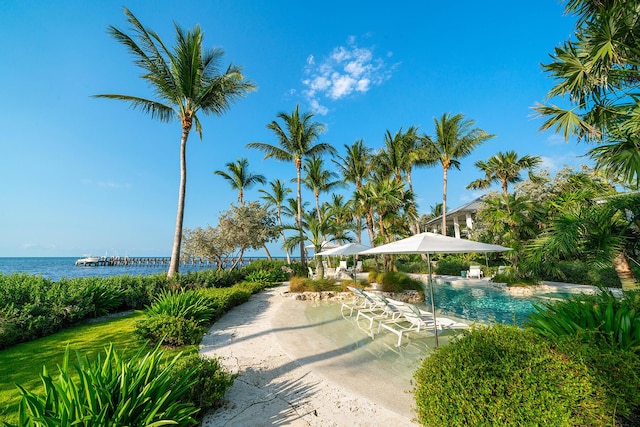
(277, 206, 291, 264)
(296, 160, 305, 266)
(441, 166, 448, 236)
(262, 244, 272, 261)
(613, 252, 638, 291)
(168, 129, 190, 278)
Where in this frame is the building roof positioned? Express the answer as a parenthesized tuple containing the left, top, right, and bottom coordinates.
(423, 195, 486, 227)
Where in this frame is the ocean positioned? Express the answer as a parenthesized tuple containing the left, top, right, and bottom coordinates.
(0, 257, 218, 282)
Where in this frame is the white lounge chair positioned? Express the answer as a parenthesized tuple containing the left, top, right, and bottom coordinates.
(355, 260, 363, 272)
(341, 287, 374, 316)
(377, 299, 435, 346)
(355, 292, 402, 329)
(308, 266, 317, 279)
(467, 265, 483, 279)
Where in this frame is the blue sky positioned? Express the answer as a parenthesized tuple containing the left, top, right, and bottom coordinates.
(0, 1, 585, 257)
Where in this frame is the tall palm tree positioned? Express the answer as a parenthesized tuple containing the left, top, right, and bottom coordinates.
(93, 8, 254, 277)
(467, 151, 542, 195)
(285, 209, 350, 279)
(247, 104, 335, 265)
(259, 179, 293, 263)
(214, 158, 266, 204)
(535, 0, 640, 189)
(421, 113, 495, 236)
(333, 139, 373, 244)
(302, 156, 341, 221)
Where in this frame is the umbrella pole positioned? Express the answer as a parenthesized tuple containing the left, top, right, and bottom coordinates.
(427, 253, 439, 347)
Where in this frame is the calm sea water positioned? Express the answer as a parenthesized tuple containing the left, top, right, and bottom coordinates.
(0, 257, 218, 282)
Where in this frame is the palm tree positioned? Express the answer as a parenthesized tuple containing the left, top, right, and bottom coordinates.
(526, 193, 639, 290)
(476, 193, 541, 268)
(467, 151, 542, 195)
(333, 139, 373, 244)
(259, 179, 293, 263)
(303, 156, 341, 222)
(214, 158, 266, 204)
(93, 8, 254, 277)
(285, 209, 350, 279)
(421, 113, 495, 236)
(247, 104, 335, 265)
(535, 0, 640, 189)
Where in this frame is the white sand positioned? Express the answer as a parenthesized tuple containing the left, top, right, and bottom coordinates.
(199, 285, 419, 426)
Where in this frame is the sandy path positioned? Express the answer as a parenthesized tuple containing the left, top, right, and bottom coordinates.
(199, 285, 419, 426)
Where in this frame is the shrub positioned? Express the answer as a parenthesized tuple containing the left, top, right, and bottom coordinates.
(145, 289, 214, 326)
(10, 344, 198, 426)
(199, 286, 251, 317)
(288, 276, 342, 292)
(135, 313, 205, 347)
(557, 336, 640, 420)
(378, 271, 423, 293)
(540, 260, 622, 288)
(175, 353, 235, 412)
(526, 289, 640, 352)
(434, 256, 469, 276)
(394, 255, 431, 273)
(367, 271, 380, 283)
(242, 259, 291, 282)
(414, 324, 609, 426)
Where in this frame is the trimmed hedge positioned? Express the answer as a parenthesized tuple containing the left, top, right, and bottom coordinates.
(414, 324, 610, 426)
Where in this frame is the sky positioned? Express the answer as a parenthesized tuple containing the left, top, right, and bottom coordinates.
(0, 1, 587, 257)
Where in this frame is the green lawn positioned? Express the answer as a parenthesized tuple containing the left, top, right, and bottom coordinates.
(0, 311, 196, 425)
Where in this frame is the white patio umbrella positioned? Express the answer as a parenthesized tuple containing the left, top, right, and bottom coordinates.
(358, 232, 511, 346)
(304, 241, 339, 251)
(315, 242, 371, 256)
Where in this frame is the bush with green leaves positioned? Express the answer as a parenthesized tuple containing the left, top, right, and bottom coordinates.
(145, 289, 215, 325)
(539, 260, 622, 288)
(242, 259, 292, 282)
(288, 276, 342, 292)
(10, 344, 198, 426)
(378, 271, 423, 293)
(394, 255, 431, 273)
(414, 324, 610, 426)
(434, 256, 470, 276)
(526, 289, 640, 351)
(135, 290, 214, 347)
(175, 353, 235, 412)
(135, 313, 205, 347)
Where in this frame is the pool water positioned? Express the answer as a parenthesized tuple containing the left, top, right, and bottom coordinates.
(422, 282, 567, 326)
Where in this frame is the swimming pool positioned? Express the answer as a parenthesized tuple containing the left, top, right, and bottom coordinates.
(422, 281, 582, 326)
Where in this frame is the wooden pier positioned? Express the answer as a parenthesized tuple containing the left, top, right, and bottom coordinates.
(75, 256, 217, 267)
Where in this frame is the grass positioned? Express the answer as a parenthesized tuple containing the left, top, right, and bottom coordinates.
(0, 311, 196, 425)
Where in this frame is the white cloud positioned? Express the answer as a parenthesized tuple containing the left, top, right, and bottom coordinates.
(300, 37, 396, 115)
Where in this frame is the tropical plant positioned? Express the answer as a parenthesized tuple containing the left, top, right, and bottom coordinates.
(357, 177, 415, 271)
(175, 353, 235, 412)
(535, 0, 640, 189)
(526, 191, 639, 289)
(11, 345, 198, 426)
(467, 150, 542, 195)
(145, 289, 214, 325)
(420, 113, 495, 235)
(526, 289, 640, 352)
(475, 192, 541, 269)
(214, 157, 266, 204)
(302, 156, 341, 221)
(247, 104, 336, 265)
(333, 139, 374, 244)
(285, 209, 350, 279)
(259, 179, 293, 263)
(377, 126, 424, 233)
(94, 8, 254, 277)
